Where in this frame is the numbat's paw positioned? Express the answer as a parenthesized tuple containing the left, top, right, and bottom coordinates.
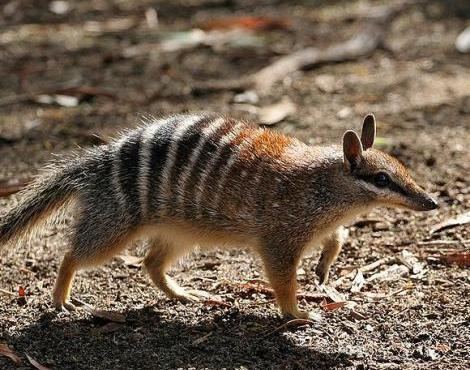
(168, 289, 211, 303)
(284, 309, 322, 322)
(54, 301, 77, 313)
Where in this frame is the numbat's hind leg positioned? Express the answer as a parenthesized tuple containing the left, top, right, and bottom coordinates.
(144, 238, 205, 302)
(53, 219, 140, 311)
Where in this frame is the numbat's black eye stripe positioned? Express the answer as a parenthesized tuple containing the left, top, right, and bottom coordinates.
(356, 173, 409, 196)
(374, 173, 389, 187)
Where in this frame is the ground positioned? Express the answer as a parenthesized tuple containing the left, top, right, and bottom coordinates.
(0, 1, 469, 369)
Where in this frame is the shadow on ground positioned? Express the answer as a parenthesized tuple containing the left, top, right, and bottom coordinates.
(3, 307, 351, 369)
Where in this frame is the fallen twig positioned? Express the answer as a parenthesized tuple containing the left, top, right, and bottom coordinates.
(25, 354, 51, 370)
(192, 331, 213, 345)
(367, 264, 408, 283)
(193, 2, 411, 95)
(416, 240, 470, 246)
(0, 288, 16, 296)
(0, 80, 82, 107)
(360, 287, 411, 301)
(430, 212, 470, 234)
(332, 256, 394, 287)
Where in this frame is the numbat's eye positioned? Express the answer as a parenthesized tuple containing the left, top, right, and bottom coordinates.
(374, 172, 390, 187)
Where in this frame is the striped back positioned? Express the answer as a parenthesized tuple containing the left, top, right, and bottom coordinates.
(109, 113, 296, 228)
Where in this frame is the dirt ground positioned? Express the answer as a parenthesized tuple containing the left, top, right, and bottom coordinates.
(0, 1, 469, 369)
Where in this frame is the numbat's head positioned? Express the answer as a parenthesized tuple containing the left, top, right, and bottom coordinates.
(341, 114, 438, 212)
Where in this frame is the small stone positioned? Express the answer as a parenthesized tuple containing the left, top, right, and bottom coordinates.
(337, 107, 352, 120)
(49, 1, 70, 15)
(455, 26, 470, 53)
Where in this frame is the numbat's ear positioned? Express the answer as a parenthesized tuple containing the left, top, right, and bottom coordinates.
(343, 130, 363, 170)
(360, 113, 376, 150)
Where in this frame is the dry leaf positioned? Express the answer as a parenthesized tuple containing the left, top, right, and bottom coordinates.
(117, 254, 143, 267)
(198, 16, 290, 31)
(258, 97, 296, 125)
(320, 285, 346, 302)
(367, 264, 409, 283)
(0, 343, 21, 365)
(18, 286, 25, 297)
(431, 212, 470, 234)
(84, 306, 126, 323)
(321, 300, 347, 311)
(17, 286, 27, 306)
(440, 252, 470, 267)
(399, 250, 425, 275)
(350, 271, 365, 293)
(26, 354, 50, 370)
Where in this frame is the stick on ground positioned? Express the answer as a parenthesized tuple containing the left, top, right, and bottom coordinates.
(192, 2, 412, 95)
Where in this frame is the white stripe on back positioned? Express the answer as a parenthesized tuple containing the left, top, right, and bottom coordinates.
(157, 114, 201, 214)
(137, 119, 166, 219)
(193, 122, 244, 218)
(211, 130, 261, 211)
(174, 117, 226, 207)
(111, 136, 128, 210)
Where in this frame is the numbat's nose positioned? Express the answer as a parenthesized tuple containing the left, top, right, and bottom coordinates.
(417, 194, 439, 211)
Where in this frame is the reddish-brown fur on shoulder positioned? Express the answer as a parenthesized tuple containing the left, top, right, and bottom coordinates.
(231, 127, 256, 147)
(244, 129, 293, 160)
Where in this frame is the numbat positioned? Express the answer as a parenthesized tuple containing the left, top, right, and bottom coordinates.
(0, 113, 437, 319)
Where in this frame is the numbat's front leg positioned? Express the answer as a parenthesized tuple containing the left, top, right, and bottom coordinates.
(260, 245, 315, 319)
(315, 227, 346, 285)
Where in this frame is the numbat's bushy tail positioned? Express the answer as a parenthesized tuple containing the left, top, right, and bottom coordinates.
(0, 113, 437, 318)
(0, 161, 84, 247)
